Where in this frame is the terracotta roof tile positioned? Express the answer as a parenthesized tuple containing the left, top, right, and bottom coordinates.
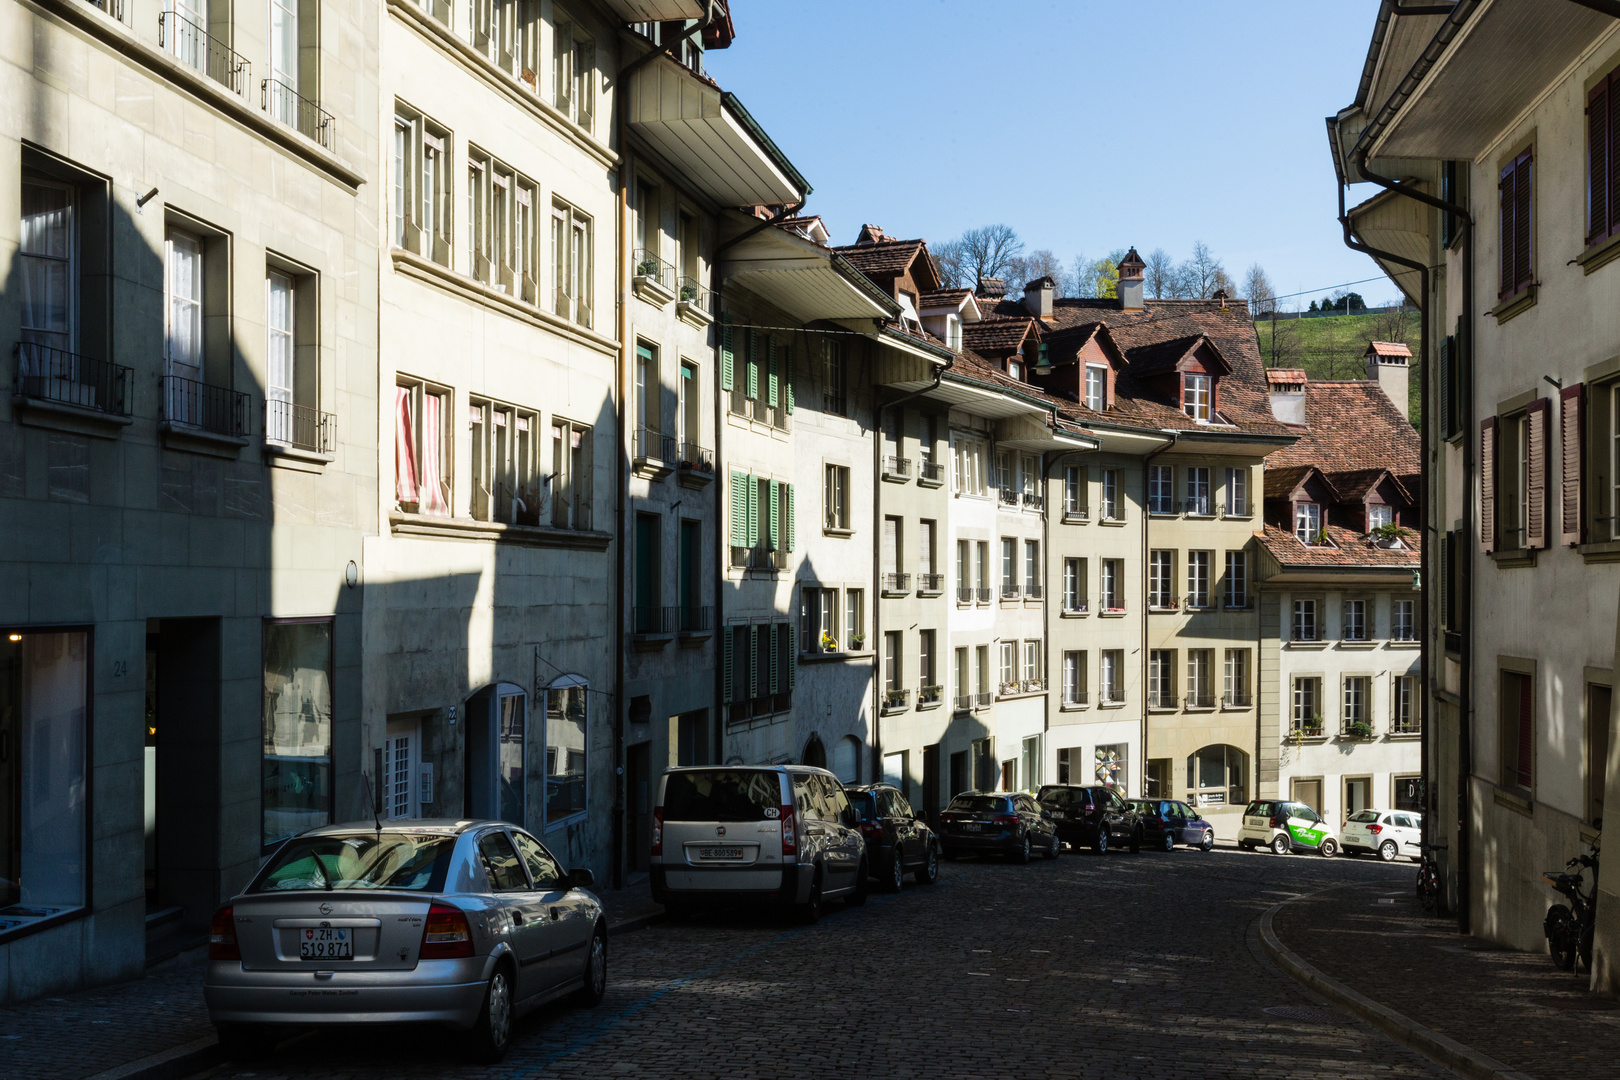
(1267, 368, 1309, 385)
(919, 288, 972, 310)
(1258, 523, 1420, 568)
(1367, 341, 1413, 358)
(1265, 381, 1418, 484)
(962, 316, 1037, 352)
(831, 237, 927, 277)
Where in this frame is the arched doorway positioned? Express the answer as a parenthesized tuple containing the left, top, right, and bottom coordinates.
(801, 734, 827, 769)
(1186, 744, 1249, 808)
(831, 735, 861, 783)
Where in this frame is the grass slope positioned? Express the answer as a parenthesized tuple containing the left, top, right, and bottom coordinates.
(1252, 310, 1422, 427)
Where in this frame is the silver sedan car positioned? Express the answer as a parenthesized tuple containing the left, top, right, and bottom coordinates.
(204, 819, 606, 1063)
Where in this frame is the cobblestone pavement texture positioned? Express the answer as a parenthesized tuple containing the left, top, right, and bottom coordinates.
(1272, 874, 1620, 1080)
(127, 846, 1457, 1080)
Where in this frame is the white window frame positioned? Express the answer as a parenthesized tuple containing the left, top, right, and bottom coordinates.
(1183, 372, 1211, 422)
(1085, 364, 1106, 410)
(1295, 501, 1321, 544)
(1225, 466, 1248, 516)
(1392, 599, 1415, 641)
(1292, 599, 1318, 641)
(1186, 550, 1210, 608)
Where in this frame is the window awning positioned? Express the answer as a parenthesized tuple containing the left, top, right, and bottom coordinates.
(718, 219, 896, 323)
(629, 56, 808, 207)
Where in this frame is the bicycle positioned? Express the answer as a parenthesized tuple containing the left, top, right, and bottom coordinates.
(1416, 841, 1442, 914)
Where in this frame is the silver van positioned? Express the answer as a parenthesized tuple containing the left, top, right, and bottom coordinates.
(649, 765, 867, 923)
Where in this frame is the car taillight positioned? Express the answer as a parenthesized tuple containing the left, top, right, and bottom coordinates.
(208, 905, 239, 961)
(651, 806, 664, 857)
(992, 814, 1020, 826)
(860, 822, 884, 839)
(420, 903, 474, 959)
(780, 805, 797, 855)
(1270, 816, 1284, 828)
(1368, 824, 1383, 834)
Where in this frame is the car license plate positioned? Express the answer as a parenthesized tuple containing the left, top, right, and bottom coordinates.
(699, 847, 743, 860)
(299, 927, 351, 960)
(962, 823, 982, 831)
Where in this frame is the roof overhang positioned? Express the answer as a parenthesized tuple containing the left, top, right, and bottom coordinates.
(993, 412, 1097, 453)
(599, 0, 706, 19)
(629, 56, 808, 207)
(1080, 423, 1178, 456)
(719, 217, 898, 323)
(1164, 429, 1300, 459)
(1260, 566, 1421, 587)
(868, 328, 954, 390)
(1347, 184, 1431, 306)
(928, 376, 1053, 421)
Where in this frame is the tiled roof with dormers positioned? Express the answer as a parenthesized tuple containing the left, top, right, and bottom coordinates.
(832, 237, 929, 278)
(1260, 523, 1421, 568)
(919, 288, 973, 311)
(1264, 381, 1419, 486)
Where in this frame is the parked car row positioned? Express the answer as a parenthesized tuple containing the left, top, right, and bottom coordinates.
(1237, 800, 1423, 861)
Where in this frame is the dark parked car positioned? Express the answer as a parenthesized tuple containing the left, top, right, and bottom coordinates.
(1127, 799, 1215, 852)
(1036, 785, 1142, 855)
(937, 792, 1059, 863)
(844, 783, 940, 891)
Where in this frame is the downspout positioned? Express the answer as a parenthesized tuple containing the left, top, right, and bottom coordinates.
(1141, 432, 1179, 793)
(609, 6, 718, 891)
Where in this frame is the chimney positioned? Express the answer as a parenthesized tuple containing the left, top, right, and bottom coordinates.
(1266, 368, 1308, 425)
(856, 223, 886, 245)
(976, 276, 1007, 299)
(1117, 247, 1146, 312)
(1022, 275, 1055, 321)
(1364, 341, 1412, 419)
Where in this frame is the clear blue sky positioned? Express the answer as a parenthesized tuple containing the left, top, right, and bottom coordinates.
(704, 0, 1389, 309)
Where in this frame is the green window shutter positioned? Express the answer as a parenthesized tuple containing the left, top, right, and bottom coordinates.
(720, 323, 734, 392)
(788, 622, 796, 690)
(767, 338, 780, 407)
(769, 624, 780, 693)
(746, 330, 760, 399)
(729, 472, 747, 548)
(722, 627, 734, 702)
(1439, 336, 1454, 438)
(768, 480, 780, 550)
(746, 474, 759, 547)
(748, 624, 759, 697)
(786, 484, 796, 551)
(785, 347, 795, 413)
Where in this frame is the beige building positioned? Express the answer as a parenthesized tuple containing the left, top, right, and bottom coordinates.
(0, 0, 378, 1000)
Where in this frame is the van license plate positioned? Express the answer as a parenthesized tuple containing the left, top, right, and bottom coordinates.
(699, 847, 743, 860)
(299, 928, 351, 960)
(962, 823, 982, 831)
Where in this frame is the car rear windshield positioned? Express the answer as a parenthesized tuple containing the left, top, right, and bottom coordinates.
(1348, 810, 1380, 823)
(1037, 786, 1091, 807)
(663, 770, 783, 822)
(253, 833, 457, 892)
(1244, 802, 1273, 816)
(846, 791, 877, 821)
(947, 795, 1010, 813)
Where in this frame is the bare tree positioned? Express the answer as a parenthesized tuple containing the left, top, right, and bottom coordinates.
(1062, 253, 1091, 298)
(1145, 248, 1176, 299)
(949, 224, 1025, 291)
(1368, 305, 1416, 345)
(1265, 315, 1304, 366)
(1244, 263, 1276, 317)
(1078, 248, 1129, 299)
(1018, 248, 1063, 287)
(932, 238, 968, 289)
(1179, 240, 1225, 298)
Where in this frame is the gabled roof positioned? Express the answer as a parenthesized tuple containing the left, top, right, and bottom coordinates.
(918, 288, 981, 322)
(831, 235, 940, 290)
(1123, 333, 1232, 378)
(1259, 523, 1420, 569)
(1266, 368, 1309, 385)
(1263, 381, 1419, 487)
(962, 315, 1038, 354)
(1264, 464, 1321, 501)
(1367, 340, 1412, 359)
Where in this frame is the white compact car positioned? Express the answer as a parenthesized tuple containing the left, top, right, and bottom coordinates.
(1341, 809, 1422, 861)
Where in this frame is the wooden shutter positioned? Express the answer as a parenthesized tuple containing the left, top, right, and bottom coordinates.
(766, 338, 779, 407)
(788, 622, 796, 690)
(786, 484, 796, 551)
(746, 330, 760, 399)
(767, 479, 780, 550)
(768, 624, 780, 694)
(1561, 384, 1585, 547)
(1526, 398, 1549, 549)
(746, 474, 759, 546)
(1439, 336, 1454, 438)
(720, 322, 734, 391)
(1591, 81, 1610, 247)
(748, 625, 759, 698)
(722, 626, 734, 702)
(784, 347, 795, 413)
(729, 472, 747, 547)
(1480, 416, 1498, 554)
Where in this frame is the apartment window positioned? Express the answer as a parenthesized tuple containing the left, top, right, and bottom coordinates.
(165, 227, 205, 382)
(976, 543, 990, 602)
(846, 589, 865, 652)
(551, 199, 593, 327)
(1023, 540, 1039, 592)
(393, 110, 451, 264)
(1148, 465, 1173, 514)
(954, 647, 969, 706)
(882, 517, 902, 581)
(883, 632, 902, 692)
(1062, 651, 1086, 706)
(1186, 467, 1211, 515)
(1485, 403, 1549, 553)
(1148, 650, 1175, 708)
(550, 418, 593, 530)
(999, 642, 1016, 692)
(1500, 668, 1534, 793)
(1223, 649, 1248, 706)
(1000, 538, 1017, 595)
(1101, 559, 1121, 612)
(1342, 676, 1370, 732)
(395, 377, 451, 516)
(1186, 650, 1212, 707)
(1100, 650, 1122, 704)
(1294, 501, 1321, 544)
(1085, 364, 1106, 410)
(1292, 599, 1318, 641)
(1224, 550, 1248, 608)
(0, 631, 89, 934)
(824, 464, 850, 531)
(1101, 469, 1121, 519)
(265, 270, 296, 442)
(634, 342, 658, 448)
(1186, 551, 1210, 608)
(1149, 550, 1174, 609)
(1225, 466, 1248, 515)
(467, 151, 492, 282)
(1020, 454, 1038, 499)
(1589, 67, 1620, 248)
(1588, 683, 1611, 824)
(821, 340, 847, 415)
(996, 451, 1012, 498)
(956, 538, 970, 600)
(678, 211, 701, 295)
(919, 414, 937, 472)
(1022, 640, 1041, 686)
(1394, 674, 1420, 734)
(264, 619, 334, 845)
(953, 435, 987, 495)
(1499, 147, 1533, 300)
(545, 679, 588, 823)
(20, 177, 75, 354)
(1063, 558, 1086, 613)
(679, 359, 700, 455)
(800, 586, 836, 652)
(1342, 599, 1368, 641)
(919, 519, 937, 583)
(945, 314, 962, 351)
(1292, 677, 1322, 735)
(552, 9, 595, 132)
(632, 512, 662, 634)
(1391, 599, 1415, 641)
(469, 400, 541, 524)
(919, 630, 936, 692)
(1183, 373, 1211, 422)
(633, 179, 660, 269)
(1064, 466, 1086, 515)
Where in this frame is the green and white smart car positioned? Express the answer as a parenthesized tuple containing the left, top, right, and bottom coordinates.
(1236, 800, 1339, 856)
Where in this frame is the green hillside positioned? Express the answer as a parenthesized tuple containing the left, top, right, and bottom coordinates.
(1252, 309, 1422, 427)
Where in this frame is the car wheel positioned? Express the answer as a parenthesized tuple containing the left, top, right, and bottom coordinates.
(1013, 834, 1032, 864)
(1379, 840, 1399, 862)
(1319, 837, 1338, 857)
(216, 1023, 274, 1062)
(1044, 831, 1061, 860)
(1200, 832, 1214, 852)
(1161, 831, 1176, 853)
(1092, 829, 1109, 856)
(799, 867, 823, 924)
(887, 850, 906, 892)
(916, 844, 939, 885)
(464, 966, 514, 1063)
(1271, 834, 1291, 856)
(846, 860, 869, 906)
(571, 925, 607, 1007)
(1129, 827, 1142, 854)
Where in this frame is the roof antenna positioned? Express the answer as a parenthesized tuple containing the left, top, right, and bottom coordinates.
(362, 766, 383, 839)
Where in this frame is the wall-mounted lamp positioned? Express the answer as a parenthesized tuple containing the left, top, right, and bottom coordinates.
(135, 187, 160, 213)
(1411, 569, 1421, 590)
(345, 560, 359, 588)
(7, 633, 21, 643)
(1544, 375, 1564, 391)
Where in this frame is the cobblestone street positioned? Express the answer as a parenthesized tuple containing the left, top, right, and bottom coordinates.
(172, 848, 1445, 1080)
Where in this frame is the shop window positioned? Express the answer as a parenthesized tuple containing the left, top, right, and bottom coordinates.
(1185, 744, 1247, 807)
(263, 620, 333, 846)
(545, 677, 588, 826)
(1094, 744, 1127, 789)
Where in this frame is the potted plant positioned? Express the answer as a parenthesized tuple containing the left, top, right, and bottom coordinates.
(850, 633, 866, 651)
(1301, 713, 1324, 737)
(636, 258, 660, 279)
(1369, 522, 1412, 548)
(1346, 719, 1374, 739)
(820, 632, 838, 652)
(680, 283, 698, 302)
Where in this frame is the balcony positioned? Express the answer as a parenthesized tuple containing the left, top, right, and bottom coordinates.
(1063, 506, 1089, 523)
(631, 248, 677, 306)
(882, 572, 911, 596)
(1222, 691, 1253, 708)
(881, 688, 910, 713)
(676, 277, 714, 326)
(676, 440, 715, 487)
(14, 342, 132, 421)
(1020, 678, 1045, 694)
(160, 11, 250, 97)
(956, 586, 974, 606)
(882, 456, 911, 482)
(1149, 692, 1179, 710)
(264, 399, 335, 456)
(1023, 492, 1044, 512)
(728, 386, 790, 432)
(1185, 692, 1215, 709)
(262, 78, 335, 150)
(678, 604, 714, 638)
(1024, 584, 1044, 602)
(917, 572, 944, 595)
(632, 605, 678, 640)
(82, 0, 132, 27)
(954, 693, 975, 713)
(998, 487, 1020, 508)
(161, 375, 251, 447)
(731, 545, 784, 572)
(1185, 496, 1214, 517)
(1063, 691, 1090, 708)
(1000, 584, 1021, 601)
(998, 681, 1022, 699)
(632, 426, 675, 480)
(918, 460, 946, 486)
(975, 587, 992, 606)
(1149, 594, 1179, 612)
(974, 691, 994, 709)
(1062, 599, 1089, 616)
(917, 684, 943, 708)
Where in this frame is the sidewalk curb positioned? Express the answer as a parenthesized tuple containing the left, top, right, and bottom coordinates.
(1258, 895, 1537, 1080)
(607, 907, 664, 936)
(81, 1035, 220, 1080)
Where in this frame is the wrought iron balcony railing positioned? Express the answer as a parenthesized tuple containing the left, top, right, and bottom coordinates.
(677, 440, 715, 476)
(1023, 492, 1044, 511)
(632, 605, 678, 635)
(974, 691, 994, 709)
(975, 587, 992, 605)
(917, 572, 944, 594)
(1148, 692, 1179, 709)
(15, 342, 132, 417)
(883, 456, 910, 479)
(1222, 691, 1253, 708)
(633, 425, 674, 464)
(160, 11, 250, 97)
(162, 374, 250, 437)
(677, 276, 713, 312)
(918, 460, 945, 485)
(1024, 584, 1044, 601)
(954, 693, 975, 713)
(1063, 690, 1090, 707)
(264, 399, 335, 453)
(956, 586, 974, 605)
(883, 572, 911, 594)
(262, 78, 336, 150)
(1000, 584, 1021, 600)
(998, 487, 1020, 507)
(679, 605, 713, 633)
(631, 248, 676, 292)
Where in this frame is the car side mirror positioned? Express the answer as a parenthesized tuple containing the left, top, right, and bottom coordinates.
(1041, 810, 1052, 820)
(565, 867, 595, 890)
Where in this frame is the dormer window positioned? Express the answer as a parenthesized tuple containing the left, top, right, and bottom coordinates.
(946, 314, 961, 351)
(1295, 502, 1322, 544)
(1085, 365, 1106, 410)
(1368, 504, 1393, 531)
(1008, 357, 1024, 381)
(1183, 373, 1211, 422)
